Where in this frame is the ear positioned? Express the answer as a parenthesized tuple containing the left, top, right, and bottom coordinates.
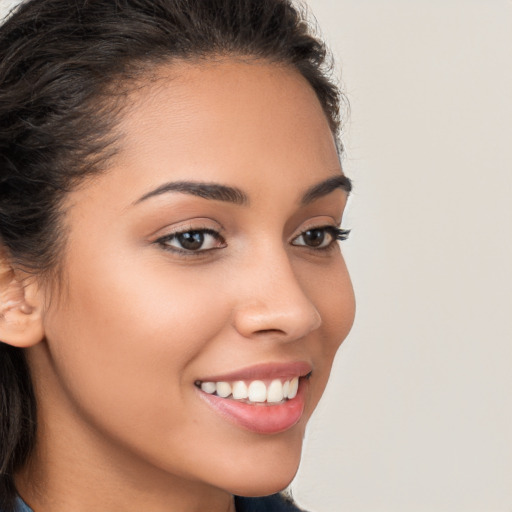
(0, 248, 44, 347)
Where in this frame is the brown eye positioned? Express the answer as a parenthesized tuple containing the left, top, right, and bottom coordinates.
(301, 229, 326, 247)
(291, 226, 346, 250)
(177, 231, 205, 251)
(157, 229, 225, 253)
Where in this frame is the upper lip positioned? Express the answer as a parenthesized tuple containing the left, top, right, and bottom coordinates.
(197, 361, 313, 383)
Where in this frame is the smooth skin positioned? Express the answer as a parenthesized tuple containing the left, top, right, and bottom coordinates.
(11, 60, 356, 512)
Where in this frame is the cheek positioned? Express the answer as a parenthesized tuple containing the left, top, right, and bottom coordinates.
(301, 254, 355, 379)
(42, 250, 230, 436)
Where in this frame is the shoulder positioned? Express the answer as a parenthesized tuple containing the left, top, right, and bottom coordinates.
(235, 493, 309, 512)
(1, 497, 33, 512)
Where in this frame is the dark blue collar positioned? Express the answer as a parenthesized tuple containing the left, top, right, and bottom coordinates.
(11, 493, 305, 512)
(235, 494, 306, 511)
(12, 498, 32, 512)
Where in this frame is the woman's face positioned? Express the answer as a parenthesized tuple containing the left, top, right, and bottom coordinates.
(29, 60, 355, 500)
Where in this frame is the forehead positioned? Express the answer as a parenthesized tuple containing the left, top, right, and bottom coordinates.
(119, 58, 331, 133)
(111, 59, 340, 185)
(64, 59, 343, 220)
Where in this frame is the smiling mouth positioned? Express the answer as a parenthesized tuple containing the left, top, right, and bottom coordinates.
(194, 374, 310, 405)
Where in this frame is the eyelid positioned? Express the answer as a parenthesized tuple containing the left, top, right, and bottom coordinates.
(290, 225, 350, 249)
(289, 217, 340, 240)
(151, 219, 227, 255)
(155, 228, 226, 255)
(149, 217, 225, 240)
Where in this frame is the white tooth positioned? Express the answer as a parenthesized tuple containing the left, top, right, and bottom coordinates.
(201, 382, 216, 394)
(267, 379, 284, 403)
(248, 380, 267, 402)
(282, 380, 290, 399)
(216, 381, 232, 398)
(232, 381, 248, 400)
(288, 377, 299, 399)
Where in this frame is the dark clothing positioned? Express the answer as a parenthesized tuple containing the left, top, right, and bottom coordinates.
(236, 493, 306, 511)
(8, 493, 306, 511)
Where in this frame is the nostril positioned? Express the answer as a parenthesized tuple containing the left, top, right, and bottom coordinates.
(254, 328, 286, 336)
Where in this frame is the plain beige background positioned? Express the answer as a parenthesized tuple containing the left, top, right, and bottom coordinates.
(291, 1, 512, 511)
(1, 1, 511, 511)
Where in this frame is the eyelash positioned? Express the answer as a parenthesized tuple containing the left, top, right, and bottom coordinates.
(156, 228, 225, 255)
(155, 226, 350, 255)
(291, 226, 350, 253)
(299, 226, 350, 244)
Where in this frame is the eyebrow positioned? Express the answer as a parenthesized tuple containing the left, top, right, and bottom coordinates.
(134, 174, 352, 206)
(300, 174, 352, 205)
(134, 181, 248, 206)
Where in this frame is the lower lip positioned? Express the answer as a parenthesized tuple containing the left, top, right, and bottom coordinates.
(197, 379, 308, 435)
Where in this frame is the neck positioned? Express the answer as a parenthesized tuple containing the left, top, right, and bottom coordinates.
(15, 398, 234, 512)
(16, 445, 235, 512)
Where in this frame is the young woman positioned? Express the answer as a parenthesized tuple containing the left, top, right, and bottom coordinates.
(0, 0, 355, 510)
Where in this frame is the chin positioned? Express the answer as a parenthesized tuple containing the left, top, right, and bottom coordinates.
(227, 470, 299, 498)
(220, 441, 303, 498)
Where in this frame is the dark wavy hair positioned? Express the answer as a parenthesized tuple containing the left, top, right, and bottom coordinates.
(0, 0, 343, 508)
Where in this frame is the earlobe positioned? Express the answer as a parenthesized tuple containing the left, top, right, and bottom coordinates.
(0, 250, 44, 348)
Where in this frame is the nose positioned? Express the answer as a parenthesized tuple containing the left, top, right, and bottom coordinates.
(232, 250, 322, 342)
